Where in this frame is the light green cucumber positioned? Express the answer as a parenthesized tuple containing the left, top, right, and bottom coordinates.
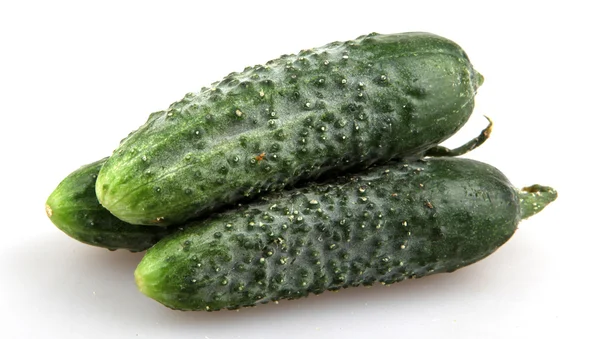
(46, 159, 174, 252)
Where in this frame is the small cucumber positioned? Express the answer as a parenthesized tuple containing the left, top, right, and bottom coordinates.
(134, 157, 556, 311)
(46, 159, 174, 252)
(96, 32, 484, 226)
(46, 120, 490, 251)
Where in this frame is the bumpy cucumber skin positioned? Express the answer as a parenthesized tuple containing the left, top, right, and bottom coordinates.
(135, 157, 534, 311)
(46, 159, 173, 252)
(97, 32, 484, 226)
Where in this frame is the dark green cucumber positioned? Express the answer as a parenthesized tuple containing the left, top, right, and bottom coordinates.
(46, 118, 490, 251)
(46, 159, 174, 252)
(134, 157, 556, 311)
(97, 32, 484, 226)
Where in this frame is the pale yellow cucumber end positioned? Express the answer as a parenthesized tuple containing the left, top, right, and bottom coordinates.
(134, 266, 149, 297)
(45, 204, 53, 218)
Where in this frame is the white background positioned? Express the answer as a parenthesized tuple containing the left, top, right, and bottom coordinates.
(1, 1, 597, 338)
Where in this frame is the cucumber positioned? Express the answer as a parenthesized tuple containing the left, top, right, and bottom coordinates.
(46, 159, 174, 252)
(96, 32, 485, 226)
(134, 157, 556, 311)
(46, 120, 490, 251)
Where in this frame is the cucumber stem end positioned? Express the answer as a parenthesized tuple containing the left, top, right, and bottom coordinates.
(518, 185, 557, 220)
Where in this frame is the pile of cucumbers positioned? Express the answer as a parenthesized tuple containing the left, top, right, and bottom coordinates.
(46, 32, 556, 311)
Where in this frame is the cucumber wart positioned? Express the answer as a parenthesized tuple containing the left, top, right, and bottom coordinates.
(134, 157, 557, 311)
(96, 32, 485, 226)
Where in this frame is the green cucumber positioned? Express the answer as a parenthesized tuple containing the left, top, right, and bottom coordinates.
(134, 157, 556, 311)
(96, 32, 484, 226)
(46, 120, 490, 251)
(46, 159, 174, 252)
